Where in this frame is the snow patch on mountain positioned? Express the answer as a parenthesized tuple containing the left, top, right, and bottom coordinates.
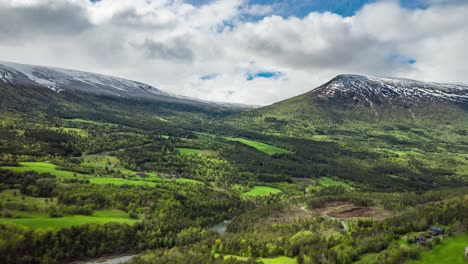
(0, 61, 171, 98)
(316, 74, 468, 105)
(0, 61, 254, 110)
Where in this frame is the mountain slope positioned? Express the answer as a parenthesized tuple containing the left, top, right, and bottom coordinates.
(312, 74, 468, 106)
(0, 61, 249, 111)
(230, 74, 468, 189)
(240, 74, 468, 127)
(0, 61, 252, 136)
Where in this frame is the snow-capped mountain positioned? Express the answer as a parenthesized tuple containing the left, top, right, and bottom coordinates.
(311, 74, 468, 106)
(0, 61, 250, 110)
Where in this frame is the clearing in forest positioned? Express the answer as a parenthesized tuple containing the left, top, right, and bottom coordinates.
(241, 186, 282, 197)
(318, 177, 351, 188)
(225, 137, 291, 155)
(178, 148, 203, 155)
(0, 189, 137, 230)
(1, 160, 203, 185)
(215, 254, 296, 264)
(1, 162, 87, 178)
(0, 210, 136, 230)
(316, 201, 390, 220)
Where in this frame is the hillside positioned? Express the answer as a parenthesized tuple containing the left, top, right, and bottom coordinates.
(0, 61, 250, 117)
(229, 74, 468, 190)
(236, 74, 468, 135)
(0, 61, 254, 137)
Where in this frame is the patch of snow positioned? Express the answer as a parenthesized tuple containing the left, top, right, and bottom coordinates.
(318, 74, 468, 104)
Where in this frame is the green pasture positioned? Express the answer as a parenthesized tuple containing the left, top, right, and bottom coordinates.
(1, 160, 201, 186)
(1, 162, 87, 178)
(88, 177, 158, 187)
(0, 212, 136, 230)
(225, 137, 291, 155)
(216, 254, 296, 264)
(318, 177, 351, 188)
(241, 186, 282, 197)
(178, 148, 203, 155)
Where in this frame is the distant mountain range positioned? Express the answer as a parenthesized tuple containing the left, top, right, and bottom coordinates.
(1, 61, 467, 121)
(0, 61, 250, 111)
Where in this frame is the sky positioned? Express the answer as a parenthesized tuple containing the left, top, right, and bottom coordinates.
(0, 0, 467, 105)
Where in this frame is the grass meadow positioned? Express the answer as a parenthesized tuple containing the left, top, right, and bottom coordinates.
(225, 137, 291, 155)
(241, 186, 282, 197)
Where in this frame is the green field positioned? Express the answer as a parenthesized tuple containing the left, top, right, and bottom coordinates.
(0, 187, 136, 230)
(176, 178, 204, 184)
(0, 213, 136, 230)
(178, 148, 203, 155)
(407, 234, 468, 264)
(1, 162, 87, 178)
(355, 253, 379, 264)
(226, 137, 291, 155)
(216, 254, 296, 264)
(1, 160, 202, 186)
(241, 186, 283, 197)
(89, 177, 159, 186)
(318, 177, 351, 188)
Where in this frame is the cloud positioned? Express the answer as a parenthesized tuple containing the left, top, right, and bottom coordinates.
(0, 0, 467, 105)
(136, 37, 195, 62)
(0, 0, 90, 42)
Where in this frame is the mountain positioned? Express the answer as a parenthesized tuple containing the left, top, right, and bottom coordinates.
(243, 74, 468, 122)
(0, 61, 250, 111)
(311, 74, 468, 107)
(235, 74, 468, 141)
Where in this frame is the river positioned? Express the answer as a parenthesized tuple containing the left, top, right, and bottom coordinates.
(67, 254, 137, 264)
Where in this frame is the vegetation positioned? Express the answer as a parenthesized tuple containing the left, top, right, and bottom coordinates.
(225, 137, 291, 156)
(241, 186, 283, 197)
(318, 177, 352, 188)
(0, 213, 136, 230)
(1, 162, 87, 178)
(407, 234, 468, 264)
(0, 77, 467, 263)
(179, 148, 203, 155)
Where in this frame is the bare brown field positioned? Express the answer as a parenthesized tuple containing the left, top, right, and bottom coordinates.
(316, 201, 391, 220)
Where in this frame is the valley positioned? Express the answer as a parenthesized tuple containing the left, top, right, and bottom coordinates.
(0, 62, 467, 264)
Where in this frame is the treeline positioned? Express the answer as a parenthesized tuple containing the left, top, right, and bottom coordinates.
(0, 170, 58, 197)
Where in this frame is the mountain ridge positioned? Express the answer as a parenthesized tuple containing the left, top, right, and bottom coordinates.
(0, 61, 252, 110)
(309, 74, 468, 107)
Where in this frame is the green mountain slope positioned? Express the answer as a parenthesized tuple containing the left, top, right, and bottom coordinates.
(230, 75, 468, 190)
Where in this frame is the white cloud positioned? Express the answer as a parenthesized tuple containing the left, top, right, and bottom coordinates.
(0, 0, 467, 105)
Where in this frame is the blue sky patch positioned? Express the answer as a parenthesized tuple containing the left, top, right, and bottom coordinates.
(387, 53, 416, 65)
(200, 73, 219, 80)
(246, 71, 282, 81)
(187, 0, 428, 18)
